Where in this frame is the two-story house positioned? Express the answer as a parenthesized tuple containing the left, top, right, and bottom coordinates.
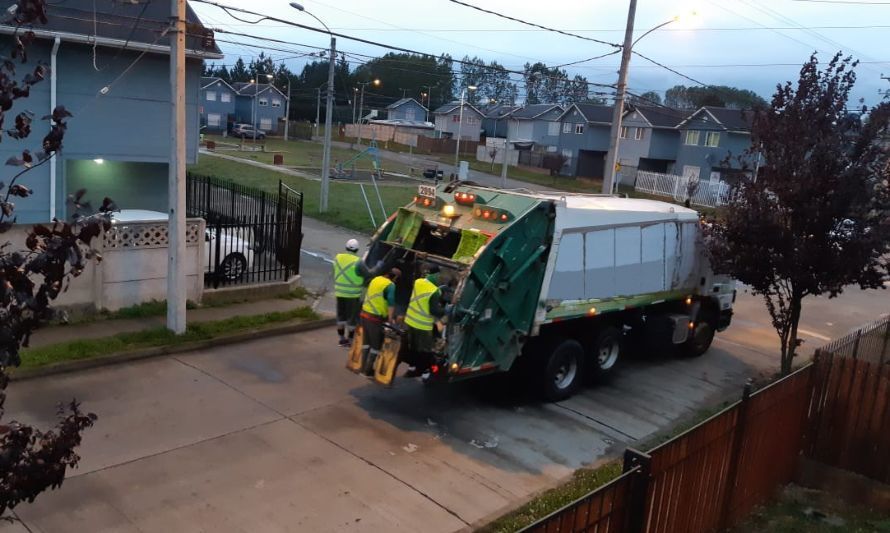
(3, 0, 221, 224)
(506, 104, 564, 150)
(481, 104, 520, 139)
(386, 98, 428, 123)
(556, 103, 614, 178)
(200, 77, 237, 133)
(432, 101, 485, 141)
(232, 82, 288, 134)
(674, 107, 753, 181)
(617, 105, 687, 182)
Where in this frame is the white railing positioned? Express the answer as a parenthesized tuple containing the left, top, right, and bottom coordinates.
(635, 171, 732, 208)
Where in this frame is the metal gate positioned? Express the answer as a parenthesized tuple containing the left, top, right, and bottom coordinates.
(186, 173, 303, 288)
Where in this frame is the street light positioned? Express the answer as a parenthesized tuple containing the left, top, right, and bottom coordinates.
(602, 7, 694, 193)
(454, 85, 477, 169)
(356, 78, 381, 146)
(290, 2, 336, 213)
(420, 84, 434, 122)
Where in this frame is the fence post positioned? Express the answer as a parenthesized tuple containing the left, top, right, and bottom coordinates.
(622, 448, 652, 533)
(719, 379, 753, 530)
(880, 320, 890, 366)
(852, 329, 862, 360)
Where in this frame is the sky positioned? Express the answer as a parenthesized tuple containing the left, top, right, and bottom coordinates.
(192, 0, 890, 107)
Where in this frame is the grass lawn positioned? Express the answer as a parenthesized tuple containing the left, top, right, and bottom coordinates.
(205, 135, 417, 176)
(19, 306, 319, 371)
(190, 154, 416, 234)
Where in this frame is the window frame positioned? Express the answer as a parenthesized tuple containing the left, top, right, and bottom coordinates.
(548, 121, 560, 136)
(634, 127, 644, 141)
(259, 118, 273, 131)
(220, 92, 231, 103)
(685, 130, 701, 146)
(705, 131, 721, 147)
(207, 113, 221, 127)
(205, 90, 217, 102)
(562, 122, 572, 134)
(620, 126, 629, 139)
(271, 99, 282, 108)
(258, 97, 269, 107)
(574, 123, 584, 134)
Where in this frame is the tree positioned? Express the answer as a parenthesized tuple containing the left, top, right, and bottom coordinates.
(458, 55, 486, 105)
(229, 57, 250, 83)
(1, 0, 109, 519)
(705, 53, 890, 375)
(630, 91, 662, 106)
(481, 61, 516, 106)
(665, 84, 767, 109)
(248, 52, 275, 81)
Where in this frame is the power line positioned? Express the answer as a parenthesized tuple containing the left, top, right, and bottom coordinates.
(444, 0, 621, 49)
(631, 52, 710, 87)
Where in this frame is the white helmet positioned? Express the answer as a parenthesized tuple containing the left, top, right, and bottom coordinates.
(345, 239, 360, 252)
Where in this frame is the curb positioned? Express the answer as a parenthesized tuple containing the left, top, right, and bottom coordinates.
(11, 318, 337, 382)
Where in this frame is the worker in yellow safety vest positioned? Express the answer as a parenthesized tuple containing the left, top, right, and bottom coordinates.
(332, 239, 366, 347)
(359, 267, 401, 376)
(403, 264, 448, 378)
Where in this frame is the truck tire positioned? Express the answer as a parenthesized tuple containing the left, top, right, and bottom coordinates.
(589, 326, 622, 381)
(540, 339, 584, 402)
(681, 318, 716, 357)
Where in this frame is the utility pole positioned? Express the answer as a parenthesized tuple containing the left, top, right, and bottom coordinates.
(284, 77, 291, 141)
(352, 87, 358, 125)
(167, 0, 186, 334)
(357, 83, 367, 146)
(500, 139, 509, 189)
(602, 0, 637, 194)
(320, 36, 336, 212)
(315, 86, 321, 138)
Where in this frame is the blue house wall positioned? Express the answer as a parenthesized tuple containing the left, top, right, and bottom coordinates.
(201, 78, 237, 132)
(233, 86, 287, 133)
(558, 106, 611, 177)
(675, 113, 752, 180)
(6, 41, 202, 223)
(388, 100, 426, 122)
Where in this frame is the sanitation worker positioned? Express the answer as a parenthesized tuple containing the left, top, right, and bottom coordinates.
(332, 239, 364, 347)
(403, 264, 448, 378)
(360, 267, 401, 376)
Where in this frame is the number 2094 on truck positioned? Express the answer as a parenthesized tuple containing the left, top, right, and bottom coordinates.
(356, 182, 735, 401)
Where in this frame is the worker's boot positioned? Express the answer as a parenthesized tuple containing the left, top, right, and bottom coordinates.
(364, 349, 379, 377)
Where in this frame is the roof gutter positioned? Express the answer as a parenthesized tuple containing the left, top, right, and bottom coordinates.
(49, 36, 60, 220)
(0, 25, 223, 60)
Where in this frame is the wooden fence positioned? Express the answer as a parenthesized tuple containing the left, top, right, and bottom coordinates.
(416, 135, 479, 156)
(521, 314, 890, 533)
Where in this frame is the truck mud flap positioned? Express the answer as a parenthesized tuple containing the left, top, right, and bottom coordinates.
(373, 335, 402, 387)
(346, 326, 364, 373)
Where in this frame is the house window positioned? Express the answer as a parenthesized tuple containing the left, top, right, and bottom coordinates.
(562, 122, 572, 134)
(685, 130, 700, 145)
(452, 114, 460, 123)
(548, 121, 560, 136)
(271, 99, 282, 108)
(260, 118, 273, 131)
(259, 97, 269, 107)
(574, 124, 584, 134)
(466, 116, 478, 125)
(206, 91, 217, 101)
(220, 92, 231, 103)
(635, 127, 644, 141)
(705, 131, 720, 147)
(620, 126, 629, 139)
(207, 113, 221, 127)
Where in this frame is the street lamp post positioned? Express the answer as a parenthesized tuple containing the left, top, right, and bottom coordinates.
(352, 87, 358, 125)
(603, 6, 684, 193)
(454, 85, 477, 168)
(356, 78, 380, 146)
(284, 77, 291, 141)
(251, 78, 257, 142)
(291, 2, 335, 212)
(420, 84, 434, 122)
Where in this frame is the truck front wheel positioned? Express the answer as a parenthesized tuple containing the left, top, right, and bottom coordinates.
(682, 319, 715, 357)
(541, 339, 584, 402)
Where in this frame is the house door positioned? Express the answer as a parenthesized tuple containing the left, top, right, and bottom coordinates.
(577, 150, 606, 179)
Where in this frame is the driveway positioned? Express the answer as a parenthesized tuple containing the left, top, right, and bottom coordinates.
(3, 284, 887, 532)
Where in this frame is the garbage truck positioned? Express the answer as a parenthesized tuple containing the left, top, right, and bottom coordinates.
(348, 181, 736, 400)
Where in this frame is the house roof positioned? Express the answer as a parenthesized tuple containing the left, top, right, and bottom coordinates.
(627, 105, 688, 129)
(557, 103, 614, 124)
(232, 82, 287, 99)
(510, 104, 563, 120)
(678, 106, 753, 132)
(433, 101, 484, 116)
(5, 0, 223, 59)
(482, 104, 520, 119)
(386, 98, 428, 111)
(201, 77, 237, 92)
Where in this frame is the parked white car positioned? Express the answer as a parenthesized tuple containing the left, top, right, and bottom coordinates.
(111, 210, 254, 281)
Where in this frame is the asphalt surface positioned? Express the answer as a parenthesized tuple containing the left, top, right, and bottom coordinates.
(2, 216, 887, 532)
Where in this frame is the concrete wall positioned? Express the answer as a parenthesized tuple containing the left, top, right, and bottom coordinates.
(7, 40, 202, 224)
(3, 219, 204, 311)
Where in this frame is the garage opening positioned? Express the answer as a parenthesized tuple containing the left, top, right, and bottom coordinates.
(577, 150, 606, 179)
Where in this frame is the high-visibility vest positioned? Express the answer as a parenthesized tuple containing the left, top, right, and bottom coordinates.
(333, 253, 363, 299)
(405, 277, 438, 331)
(362, 276, 393, 318)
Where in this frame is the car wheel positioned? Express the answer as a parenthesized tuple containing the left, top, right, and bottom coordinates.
(219, 252, 248, 281)
(540, 339, 584, 402)
(589, 326, 622, 381)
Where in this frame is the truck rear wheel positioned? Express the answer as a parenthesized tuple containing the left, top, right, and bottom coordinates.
(589, 326, 621, 381)
(540, 339, 584, 402)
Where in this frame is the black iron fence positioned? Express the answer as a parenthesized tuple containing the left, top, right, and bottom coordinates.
(186, 173, 303, 288)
